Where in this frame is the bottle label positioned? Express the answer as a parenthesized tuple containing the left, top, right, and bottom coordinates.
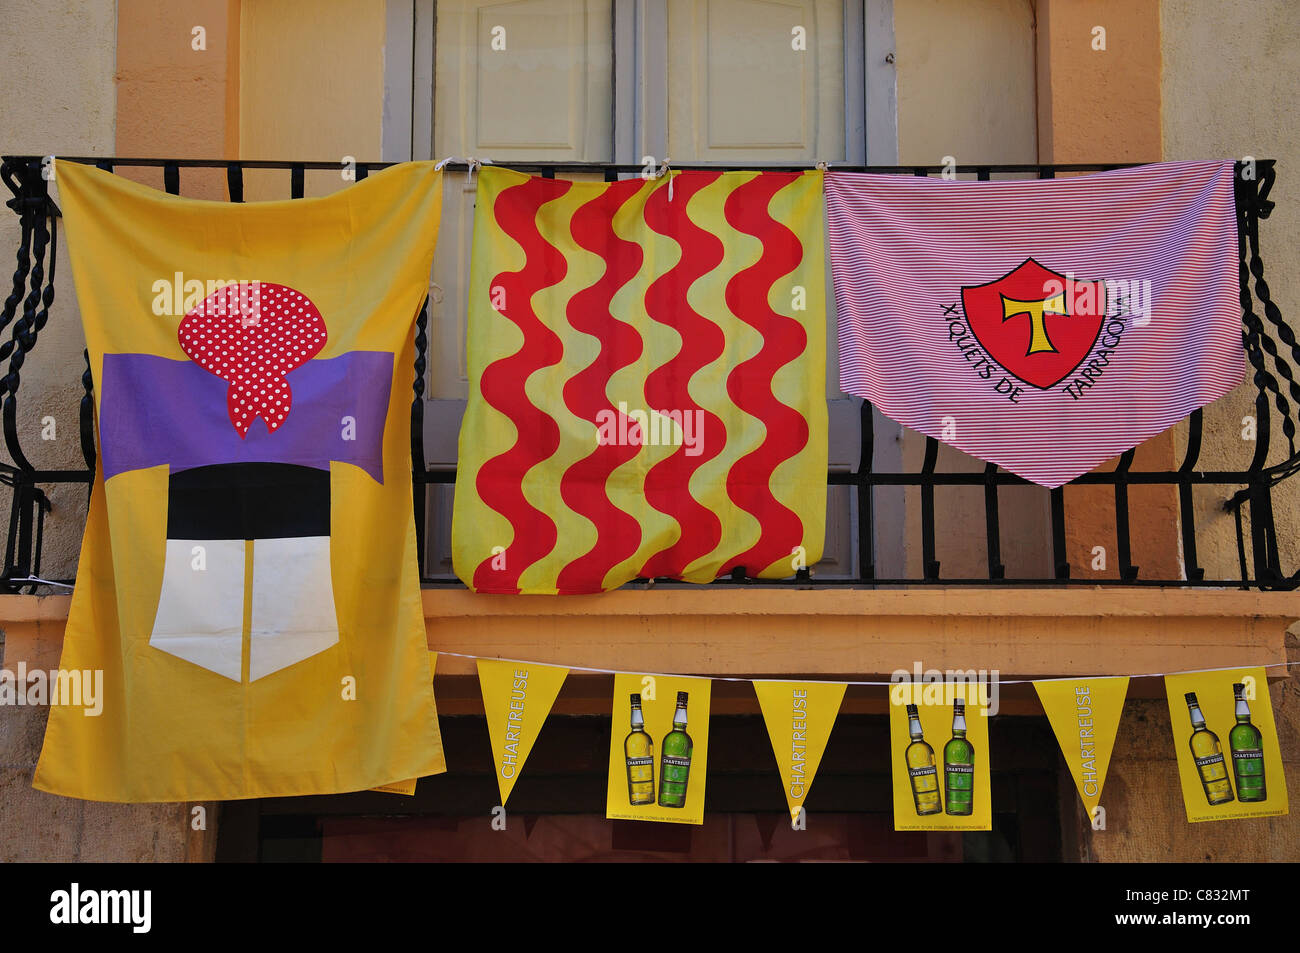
(909, 764, 941, 795)
(1194, 753, 1229, 782)
(945, 763, 974, 791)
(626, 756, 653, 784)
(1232, 749, 1265, 777)
(909, 765, 939, 798)
(661, 756, 691, 787)
(660, 754, 691, 806)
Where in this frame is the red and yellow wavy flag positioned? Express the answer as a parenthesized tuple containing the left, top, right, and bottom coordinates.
(453, 168, 827, 594)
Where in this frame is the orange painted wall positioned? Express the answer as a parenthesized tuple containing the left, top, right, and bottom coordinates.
(1036, 0, 1162, 164)
(1035, 0, 1180, 581)
(115, 0, 239, 198)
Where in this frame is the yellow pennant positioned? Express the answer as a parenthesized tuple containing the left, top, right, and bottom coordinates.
(753, 680, 846, 827)
(1164, 667, 1288, 823)
(606, 674, 711, 825)
(371, 652, 443, 796)
(477, 658, 569, 806)
(1033, 677, 1127, 822)
(888, 681, 991, 831)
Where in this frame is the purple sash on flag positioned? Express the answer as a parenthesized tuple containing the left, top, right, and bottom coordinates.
(99, 350, 392, 482)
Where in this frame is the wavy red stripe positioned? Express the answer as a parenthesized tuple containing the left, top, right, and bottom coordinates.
(718, 173, 810, 576)
(555, 179, 647, 593)
(638, 171, 728, 580)
(473, 176, 572, 592)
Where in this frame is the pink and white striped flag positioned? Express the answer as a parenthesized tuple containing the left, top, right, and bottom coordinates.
(827, 160, 1245, 488)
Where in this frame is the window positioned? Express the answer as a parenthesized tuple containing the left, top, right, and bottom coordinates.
(389, 0, 890, 581)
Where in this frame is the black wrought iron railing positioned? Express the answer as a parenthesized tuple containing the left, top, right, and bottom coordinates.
(0, 155, 1295, 592)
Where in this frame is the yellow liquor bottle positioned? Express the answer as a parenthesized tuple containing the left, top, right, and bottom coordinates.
(904, 704, 942, 816)
(1185, 692, 1234, 805)
(624, 694, 655, 805)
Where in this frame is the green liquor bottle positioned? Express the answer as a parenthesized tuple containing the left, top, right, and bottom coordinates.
(624, 693, 656, 805)
(1186, 692, 1234, 805)
(943, 699, 974, 816)
(657, 691, 693, 808)
(904, 704, 942, 816)
(1228, 683, 1266, 802)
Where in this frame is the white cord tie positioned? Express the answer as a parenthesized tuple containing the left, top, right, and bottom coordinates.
(433, 156, 493, 186)
(654, 157, 674, 201)
(466, 156, 492, 186)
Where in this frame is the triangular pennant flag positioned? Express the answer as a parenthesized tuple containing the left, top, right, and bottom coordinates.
(477, 659, 568, 806)
(1033, 676, 1127, 819)
(754, 813, 781, 852)
(754, 680, 847, 825)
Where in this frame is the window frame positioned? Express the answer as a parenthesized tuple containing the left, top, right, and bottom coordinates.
(386, 0, 898, 166)
(385, 0, 902, 583)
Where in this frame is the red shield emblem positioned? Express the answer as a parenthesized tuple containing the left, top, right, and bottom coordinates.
(961, 259, 1106, 390)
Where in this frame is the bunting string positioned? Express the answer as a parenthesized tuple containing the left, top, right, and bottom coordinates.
(431, 649, 1297, 685)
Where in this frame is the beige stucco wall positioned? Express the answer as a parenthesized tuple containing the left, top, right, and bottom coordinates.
(0, 2, 118, 157)
(1078, 0, 1300, 864)
(0, 1, 117, 585)
(0, 0, 219, 863)
(895, 0, 1039, 167)
(1163, 0, 1300, 582)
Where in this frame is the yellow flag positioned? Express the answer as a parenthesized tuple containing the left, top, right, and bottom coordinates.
(371, 778, 418, 797)
(1165, 667, 1288, 822)
(1033, 676, 1127, 820)
(753, 680, 846, 825)
(606, 674, 711, 825)
(477, 658, 569, 805)
(35, 161, 446, 801)
(888, 681, 991, 831)
(372, 652, 443, 796)
(453, 168, 827, 593)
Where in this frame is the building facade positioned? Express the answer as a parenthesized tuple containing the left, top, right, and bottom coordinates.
(1, 0, 1298, 861)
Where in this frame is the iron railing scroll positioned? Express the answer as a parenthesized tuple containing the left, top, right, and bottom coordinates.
(0, 155, 1294, 592)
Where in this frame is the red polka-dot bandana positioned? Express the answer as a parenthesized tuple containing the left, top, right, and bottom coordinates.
(178, 281, 327, 437)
